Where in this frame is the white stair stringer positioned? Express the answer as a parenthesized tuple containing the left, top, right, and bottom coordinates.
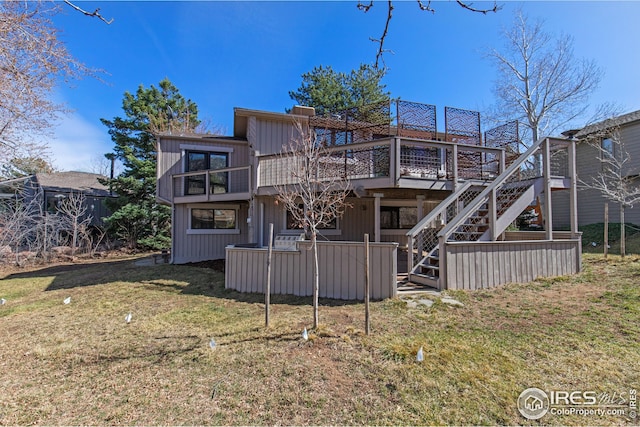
(479, 177, 544, 241)
(406, 181, 486, 288)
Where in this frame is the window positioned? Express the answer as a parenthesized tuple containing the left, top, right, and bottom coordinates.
(191, 208, 236, 229)
(185, 151, 228, 195)
(187, 205, 240, 235)
(601, 137, 614, 158)
(380, 206, 417, 229)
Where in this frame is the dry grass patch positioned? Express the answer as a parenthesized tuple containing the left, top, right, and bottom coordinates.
(0, 254, 639, 425)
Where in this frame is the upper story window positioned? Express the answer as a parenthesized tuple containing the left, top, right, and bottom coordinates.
(601, 137, 614, 158)
(185, 151, 229, 195)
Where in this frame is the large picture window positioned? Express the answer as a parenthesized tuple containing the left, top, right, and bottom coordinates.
(185, 151, 229, 195)
(189, 206, 238, 234)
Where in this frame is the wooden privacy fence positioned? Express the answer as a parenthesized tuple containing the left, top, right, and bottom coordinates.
(225, 241, 398, 300)
(443, 238, 582, 290)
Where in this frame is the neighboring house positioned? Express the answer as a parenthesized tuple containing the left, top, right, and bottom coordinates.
(1, 171, 113, 227)
(554, 110, 640, 228)
(156, 100, 581, 295)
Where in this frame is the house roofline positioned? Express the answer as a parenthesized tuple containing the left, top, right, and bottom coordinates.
(233, 107, 314, 139)
(156, 133, 247, 143)
(573, 109, 640, 139)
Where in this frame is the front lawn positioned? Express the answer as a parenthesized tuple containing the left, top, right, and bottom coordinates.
(0, 254, 638, 425)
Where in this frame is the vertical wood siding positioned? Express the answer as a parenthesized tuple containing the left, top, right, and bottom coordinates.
(444, 239, 582, 290)
(573, 126, 640, 226)
(172, 203, 250, 263)
(225, 241, 398, 300)
(253, 119, 299, 156)
(157, 137, 250, 203)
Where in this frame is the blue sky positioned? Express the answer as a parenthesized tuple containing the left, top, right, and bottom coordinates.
(49, 1, 640, 172)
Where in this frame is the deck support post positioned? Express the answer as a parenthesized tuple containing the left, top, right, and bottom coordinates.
(373, 193, 383, 243)
(416, 195, 425, 221)
(568, 139, 579, 238)
(489, 188, 497, 241)
(452, 145, 459, 191)
(542, 138, 553, 240)
(437, 235, 446, 290)
(393, 137, 401, 183)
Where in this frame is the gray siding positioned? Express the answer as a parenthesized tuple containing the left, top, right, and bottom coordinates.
(157, 137, 250, 203)
(251, 118, 301, 156)
(225, 241, 398, 300)
(551, 189, 571, 229)
(256, 196, 443, 246)
(172, 203, 250, 264)
(572, 120, 640, 226)
(621, 122, 640, 176)
(444, 239, 582, 290)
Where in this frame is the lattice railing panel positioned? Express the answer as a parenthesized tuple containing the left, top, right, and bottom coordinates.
(399, 146, 442, 179)
(550, 146, 569, 177)
(326, 146, 391, 180)
(485, 121, 520, 167)
(396, 100, 437, 140)
(445, 106, 481, 145)
(409, 185, 483, 270)
(310, 100, 392, 145)
(259, 145, 392, 187)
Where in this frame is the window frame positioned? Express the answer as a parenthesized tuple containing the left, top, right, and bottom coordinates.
(180, 145, 233, 196)
(186, 203, 241, 235)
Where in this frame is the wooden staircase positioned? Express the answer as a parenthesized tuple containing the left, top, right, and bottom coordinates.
(406, 136, 564, 289)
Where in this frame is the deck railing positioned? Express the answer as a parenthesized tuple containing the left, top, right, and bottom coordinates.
(405, 181, 484, 273)
(256, 137, 505, 189)
(436, 137, 575, 286)
(170, 165, 252, 202)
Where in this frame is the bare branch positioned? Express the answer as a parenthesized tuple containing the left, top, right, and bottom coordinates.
(486, 10, 601, 146)
(274, 122, 352, 328)
(63, 0, 113, 24)
(416, 0, 435, 12)
(360, 0, 499, 69)
(456, 1, 500, 14)
(357, 0, 374, 12)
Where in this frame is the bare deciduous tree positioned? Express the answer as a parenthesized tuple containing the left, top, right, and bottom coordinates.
(487, 10, 601, 147)
(0, 196, 38, 265)
(0, 1, 98, 169)
(579, 122, 640, 257)
(57, 192, 93, 256)
(275, 124, 351, 329)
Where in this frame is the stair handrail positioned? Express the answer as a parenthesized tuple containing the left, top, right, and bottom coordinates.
(437, 136, 549, 241)
(406, 181, 475, 239)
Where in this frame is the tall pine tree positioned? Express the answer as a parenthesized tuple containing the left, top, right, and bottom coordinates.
(289, 64, 389, 117)
(101, 78, 200, 249)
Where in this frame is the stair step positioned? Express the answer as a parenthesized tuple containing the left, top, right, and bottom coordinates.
(408, 273, 439, 288)
(419, 264, 439, 271)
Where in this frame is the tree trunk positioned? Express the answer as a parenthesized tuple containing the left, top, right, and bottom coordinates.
(620, 203, 626, 258)
(311, 230, 319, 329)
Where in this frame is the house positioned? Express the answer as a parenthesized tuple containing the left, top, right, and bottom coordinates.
(0, 171, 113, 227)
(554, 110, 640, 228)
(156, 100, 581, 298)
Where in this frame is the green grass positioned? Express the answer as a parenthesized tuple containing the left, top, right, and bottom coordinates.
(580, 222, 640, 254)
(0, 254, 639, 425)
